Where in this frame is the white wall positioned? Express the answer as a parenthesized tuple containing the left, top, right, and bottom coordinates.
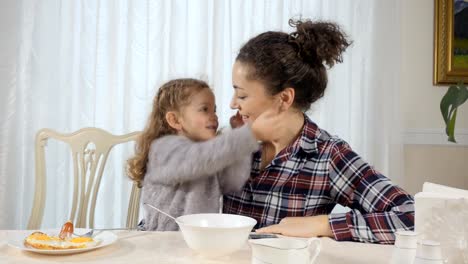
(400, 0, 468, 195)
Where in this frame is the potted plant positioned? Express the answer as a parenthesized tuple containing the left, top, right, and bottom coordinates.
(440, 82, 468, 142)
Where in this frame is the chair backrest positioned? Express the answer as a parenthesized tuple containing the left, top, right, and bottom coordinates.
(27, 128, 141, 229)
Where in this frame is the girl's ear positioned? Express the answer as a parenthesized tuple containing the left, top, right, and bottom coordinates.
(278, 87, 295, 111)
(165, 111, 183, 131)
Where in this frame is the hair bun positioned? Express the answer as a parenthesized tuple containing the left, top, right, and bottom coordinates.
(288, 19, 351, 68)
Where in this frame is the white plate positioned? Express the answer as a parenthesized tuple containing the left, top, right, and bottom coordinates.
(7, 228, 118, 255)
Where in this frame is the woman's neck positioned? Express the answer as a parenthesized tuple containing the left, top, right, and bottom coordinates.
(266, 111, 304, 155)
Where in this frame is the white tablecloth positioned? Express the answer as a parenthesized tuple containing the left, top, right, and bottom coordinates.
(0, 230, 393, 263)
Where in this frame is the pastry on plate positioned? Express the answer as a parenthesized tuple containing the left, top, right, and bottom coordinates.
(24, 221, 98, 250)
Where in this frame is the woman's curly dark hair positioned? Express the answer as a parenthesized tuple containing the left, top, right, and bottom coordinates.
(236, 19, 352, 110)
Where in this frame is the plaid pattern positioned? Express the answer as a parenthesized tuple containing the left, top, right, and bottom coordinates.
(223, 115, 414, 244)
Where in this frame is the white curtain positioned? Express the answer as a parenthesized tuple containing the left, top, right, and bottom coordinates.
(0, 0, 402, 229)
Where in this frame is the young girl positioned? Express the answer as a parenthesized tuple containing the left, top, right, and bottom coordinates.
(127, 78, 259, 231)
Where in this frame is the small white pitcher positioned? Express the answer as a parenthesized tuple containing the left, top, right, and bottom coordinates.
(249, 238, 321, 264)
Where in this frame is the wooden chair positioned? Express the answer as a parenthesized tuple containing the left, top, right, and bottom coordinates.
(27, 128, 141, 229)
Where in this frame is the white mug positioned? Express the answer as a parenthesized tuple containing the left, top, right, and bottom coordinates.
(413, 240, 445, 264)
(394, 230, 419, 249)
(391, 230, 419, 264)
(249, 238, 321, 264)
(413, 258, 444, 264)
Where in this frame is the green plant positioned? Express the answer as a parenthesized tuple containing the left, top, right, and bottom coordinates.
(440, 82, 468, 142)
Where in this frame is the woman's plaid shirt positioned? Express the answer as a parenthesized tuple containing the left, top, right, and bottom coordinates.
(223, 116, 414, 244)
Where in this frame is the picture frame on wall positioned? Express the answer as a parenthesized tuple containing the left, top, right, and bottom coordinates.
(434, 0, 468, 85)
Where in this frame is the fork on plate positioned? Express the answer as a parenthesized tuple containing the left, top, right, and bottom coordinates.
(73, 228, 136, 237)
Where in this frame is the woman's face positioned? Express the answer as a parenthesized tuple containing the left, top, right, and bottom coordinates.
(230, 61, 277, 123)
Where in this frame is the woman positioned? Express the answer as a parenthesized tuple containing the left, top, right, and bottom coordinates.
(223, 19, 414, 244)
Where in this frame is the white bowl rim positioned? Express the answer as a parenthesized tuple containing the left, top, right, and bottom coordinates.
(176, 213, 257, 229)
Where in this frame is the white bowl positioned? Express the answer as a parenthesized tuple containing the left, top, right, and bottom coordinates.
(176, 213, 257, 258)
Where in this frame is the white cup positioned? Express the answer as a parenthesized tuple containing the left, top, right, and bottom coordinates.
(413, 258, 444, 264)
(391, 230, 418, 264)
(395, 230, 419, 249)
(413, 240, 444, 264)
(249, 238, 321, 264)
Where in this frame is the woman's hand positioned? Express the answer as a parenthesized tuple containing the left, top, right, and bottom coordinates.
(255, 215, 334, 238)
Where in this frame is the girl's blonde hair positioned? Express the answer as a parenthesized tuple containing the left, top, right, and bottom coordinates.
(127, 78, 210, 187)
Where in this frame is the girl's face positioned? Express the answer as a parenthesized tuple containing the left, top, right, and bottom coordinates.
(230, 61, 277, 123)
(178, 88, 219, 141)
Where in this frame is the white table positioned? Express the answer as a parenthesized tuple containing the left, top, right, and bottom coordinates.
(0, 230, 393, 263)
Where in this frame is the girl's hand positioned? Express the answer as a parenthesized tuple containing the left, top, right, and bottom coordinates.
(255, 215, 334, 238)
(230, 111, 244, 128)
(251, 103, 284, 142)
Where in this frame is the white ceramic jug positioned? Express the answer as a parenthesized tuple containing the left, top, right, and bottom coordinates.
(413, 240, 445, 264)
(390, 230, 419, 264)
(249, 238, 321, 264)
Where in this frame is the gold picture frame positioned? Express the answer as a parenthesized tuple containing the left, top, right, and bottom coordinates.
(434, 0, 468, 85)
